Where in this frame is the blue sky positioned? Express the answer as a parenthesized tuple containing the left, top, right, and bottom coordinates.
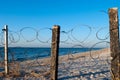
(0, 0, 119, 47)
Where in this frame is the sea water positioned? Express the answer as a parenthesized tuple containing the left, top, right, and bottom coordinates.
(0, 47, 101, 61)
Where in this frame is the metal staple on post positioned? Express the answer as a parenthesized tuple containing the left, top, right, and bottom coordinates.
(109, 8, 120, 80)
(50, 25, 60, 80)
(2, 25, 9, 75)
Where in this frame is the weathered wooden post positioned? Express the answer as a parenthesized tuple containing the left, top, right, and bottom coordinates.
(109, 8, 120, 80)
(50, 25, 60, 80)
(2, 25, 9, 74)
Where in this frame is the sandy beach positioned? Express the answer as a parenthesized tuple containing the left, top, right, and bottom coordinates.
(0, 48, 111, 80)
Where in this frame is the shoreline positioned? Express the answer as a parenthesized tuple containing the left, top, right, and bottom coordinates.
(21, 48, 110, 63)
(0, 48, 111, 79)
(18, 48, 110, 70)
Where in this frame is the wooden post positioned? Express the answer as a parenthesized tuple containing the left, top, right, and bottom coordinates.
(3, 25, 9, 74)
(109, 8, 120, 80)
(50, 25, 60, 80)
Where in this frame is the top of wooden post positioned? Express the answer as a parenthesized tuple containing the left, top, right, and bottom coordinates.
(53, 25, 60, 29)
(4, 25, 8, 29)
(109, 7, 118, 9)
(109, 7, 118, 12)
(109, 7, 118, 24)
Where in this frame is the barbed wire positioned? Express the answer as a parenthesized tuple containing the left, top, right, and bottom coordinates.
(0, 24, 111, 79)
(96, 27, 109, 41)
(0, 8, 118, 79)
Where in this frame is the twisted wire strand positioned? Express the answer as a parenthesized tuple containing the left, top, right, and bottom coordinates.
(70, 25, 92, 43)
(96, 27, 109, 40)
(20, 27, 38, 42)
(0, 32, 4, 46)
(0, 25, 111, 79)
(0, 9, 115, 79)
(8, 30, 20, 43)
(100, 10, 108, 15)
(60, 30, 69, 43)
(37, 27, 52, 43)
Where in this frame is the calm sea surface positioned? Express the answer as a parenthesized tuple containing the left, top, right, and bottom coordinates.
(0, 47, 101, 61)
